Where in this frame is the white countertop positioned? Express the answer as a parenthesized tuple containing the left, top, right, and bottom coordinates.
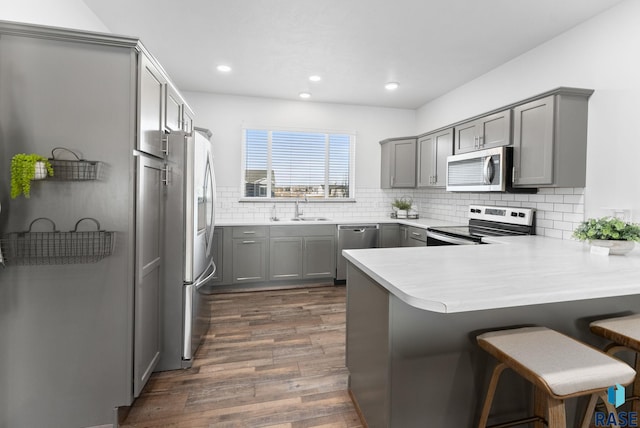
(216, 217, 462, 228)
(343, 236, 640, 314)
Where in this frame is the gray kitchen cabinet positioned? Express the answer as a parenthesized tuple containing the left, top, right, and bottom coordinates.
(164, 83, 183, 133)
(512, 90, 592, 188)
(417, 128, 453, 187)
(232, 226, 268, 283)
(134, 154, 165, 397)
(407, 226, 427, 246)
(269, 225, 335, 281)
(270, 237, 303, 280)
(139, 54, 168, 158)
(380, 137, 417, 188)
(454, 110, 511, 154)
(303, 236, 335, 278)
(183, 104, 195, 133)
(399, 225, 410, 247)
(380, 223, 400, 248)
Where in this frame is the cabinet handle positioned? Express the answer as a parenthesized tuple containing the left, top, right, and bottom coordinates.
(237, 276, 261, 281)
(243, 231, 256, 235)
(411, 232, 421, 237)
(161, 166, 170, 186)
(242, 240, 256, 244)
(479, 136, 484, 147)
(512, 166, 517, 183)
(161, 130, 170, 156)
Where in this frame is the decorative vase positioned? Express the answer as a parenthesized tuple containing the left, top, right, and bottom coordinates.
(590, 239, 635, 255)
(34, 161, 48, 180)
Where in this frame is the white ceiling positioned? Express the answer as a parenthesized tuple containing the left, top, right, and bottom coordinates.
(83, 0, 623, 109)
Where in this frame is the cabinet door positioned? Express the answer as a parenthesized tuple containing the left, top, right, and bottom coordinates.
(134, 155, 165, 397)
(380, 224, 400, 248)
(419, 129, 453, 187)
(390, 139, 416, 187)
(232, 238, 267, 283)
(478, 110, 511, 150)
(454, 120, 478, 154)
(433, 128, 453, 187)
(303, 236, 335, 279)
(183, 105, 194, 133)
(399, 226, 411, 247)
(270, 237, 303, 280)
(165, 84, 182, 133)
(512, 95, 555, 186)
(139, 55, 167, 158)
(416, 134, 435, 187)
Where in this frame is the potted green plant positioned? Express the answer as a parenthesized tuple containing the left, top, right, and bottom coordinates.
(572, 217, 640, 255)
(392, 197, 413, 219)
(10, 153, 54, 198)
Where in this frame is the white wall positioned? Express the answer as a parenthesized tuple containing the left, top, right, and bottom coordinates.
(415, 0, 640, 221)
(184, 92, 416, 188)
(183, 92, 416, 222)
(0, 0, 108, 32)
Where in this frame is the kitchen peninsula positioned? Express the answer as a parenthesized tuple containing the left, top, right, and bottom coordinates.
(343, 236, 640, 427)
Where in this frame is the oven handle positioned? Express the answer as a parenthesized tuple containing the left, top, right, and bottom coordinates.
(426, 230, 479, 245)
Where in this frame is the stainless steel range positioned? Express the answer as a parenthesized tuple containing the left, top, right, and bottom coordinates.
(426, 205, 536, 246)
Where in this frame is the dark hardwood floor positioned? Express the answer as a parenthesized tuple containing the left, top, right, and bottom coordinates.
(121, 285, 362, 427)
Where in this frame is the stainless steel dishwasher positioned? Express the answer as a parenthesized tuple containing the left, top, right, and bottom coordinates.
(336, 224, 379, 283)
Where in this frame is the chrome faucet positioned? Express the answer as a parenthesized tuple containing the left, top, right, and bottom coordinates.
(294, 194, 308, 219)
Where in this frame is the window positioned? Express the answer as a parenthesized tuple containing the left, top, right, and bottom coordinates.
(242, 128, 355, 200)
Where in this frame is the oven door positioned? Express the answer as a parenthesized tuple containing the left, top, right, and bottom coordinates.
(426, 230, 480, 246)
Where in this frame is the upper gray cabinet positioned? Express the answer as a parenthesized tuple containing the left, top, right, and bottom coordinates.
(139, 54, 193, 158)
(512, 90, 592, 188)
(454, 110, 511, 154)
(417, 128, 453, 187)
(380, 137, 417, 188)
(139, 55, 167, 158)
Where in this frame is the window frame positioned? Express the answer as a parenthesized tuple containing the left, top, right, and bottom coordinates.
(240, 126, 356, 202)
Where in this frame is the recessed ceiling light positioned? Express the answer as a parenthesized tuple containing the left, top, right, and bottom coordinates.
(385, 82, 399, 91)
(299, 92, 311, 99)
(216, 65, 232, 73)
(309, 75, 322, 82)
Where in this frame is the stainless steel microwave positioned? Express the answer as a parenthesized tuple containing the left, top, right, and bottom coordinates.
(446, 146, 508, 192)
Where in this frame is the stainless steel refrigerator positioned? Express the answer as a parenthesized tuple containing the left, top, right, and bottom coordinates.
(158, 127, 216, 371)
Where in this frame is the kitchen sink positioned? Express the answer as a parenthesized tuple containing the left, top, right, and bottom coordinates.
(290, 217, 331, 221)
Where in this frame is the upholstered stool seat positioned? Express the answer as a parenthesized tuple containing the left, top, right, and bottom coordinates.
(477, 326, 636, 428)
(590, 314, 640, 412)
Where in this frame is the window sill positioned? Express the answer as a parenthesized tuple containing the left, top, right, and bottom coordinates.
(238, 198, 357, 203)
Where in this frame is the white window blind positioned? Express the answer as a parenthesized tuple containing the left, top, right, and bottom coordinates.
(243, 128, 354, 199)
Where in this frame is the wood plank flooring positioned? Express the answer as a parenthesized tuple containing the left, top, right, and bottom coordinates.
(121, 285, 362, 428)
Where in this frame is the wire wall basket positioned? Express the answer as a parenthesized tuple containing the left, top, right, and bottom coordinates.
(48, 147, 100, 181)
(0, 218, 115, 265)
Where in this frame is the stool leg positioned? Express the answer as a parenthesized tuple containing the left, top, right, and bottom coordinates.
(634, 353, 640, 414)
(546, 397, 566, 428)
(533, 386, 546, 428)
(478, 362, 507, 428)
(579, 393, 600, 428)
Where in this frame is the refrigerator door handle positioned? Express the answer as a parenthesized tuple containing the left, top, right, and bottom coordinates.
(195, 259, 216, 290)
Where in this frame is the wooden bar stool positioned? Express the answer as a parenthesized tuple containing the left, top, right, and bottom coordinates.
(477, 326, 636, 428)
(590, 314, 640, 413)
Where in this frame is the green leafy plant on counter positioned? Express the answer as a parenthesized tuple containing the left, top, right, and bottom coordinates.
(391, 197, 413, 211)
(572, 217, 640, 242)
(10, 153, 54, 199)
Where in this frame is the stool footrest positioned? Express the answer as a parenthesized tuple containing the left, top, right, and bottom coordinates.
(488, 416, 545, 428)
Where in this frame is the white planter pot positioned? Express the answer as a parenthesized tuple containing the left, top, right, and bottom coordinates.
(396, 209, 407, 219)
(590, 239, 635, 255)
(33, 161, 48, 180)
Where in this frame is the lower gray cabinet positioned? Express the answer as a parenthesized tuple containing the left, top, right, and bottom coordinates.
(380, 224, 400, 248)
(303, 236, 335, 278)
(270, 237, 303, 280)
(232, 237, 267, 283)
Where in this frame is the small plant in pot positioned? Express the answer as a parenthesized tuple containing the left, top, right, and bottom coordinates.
(572, 217, 640, 255)
(10, 153, 54, 198)
(391, 197, 413, 219)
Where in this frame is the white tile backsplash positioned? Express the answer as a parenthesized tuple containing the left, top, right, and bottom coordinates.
(215, 186, 585, 239)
